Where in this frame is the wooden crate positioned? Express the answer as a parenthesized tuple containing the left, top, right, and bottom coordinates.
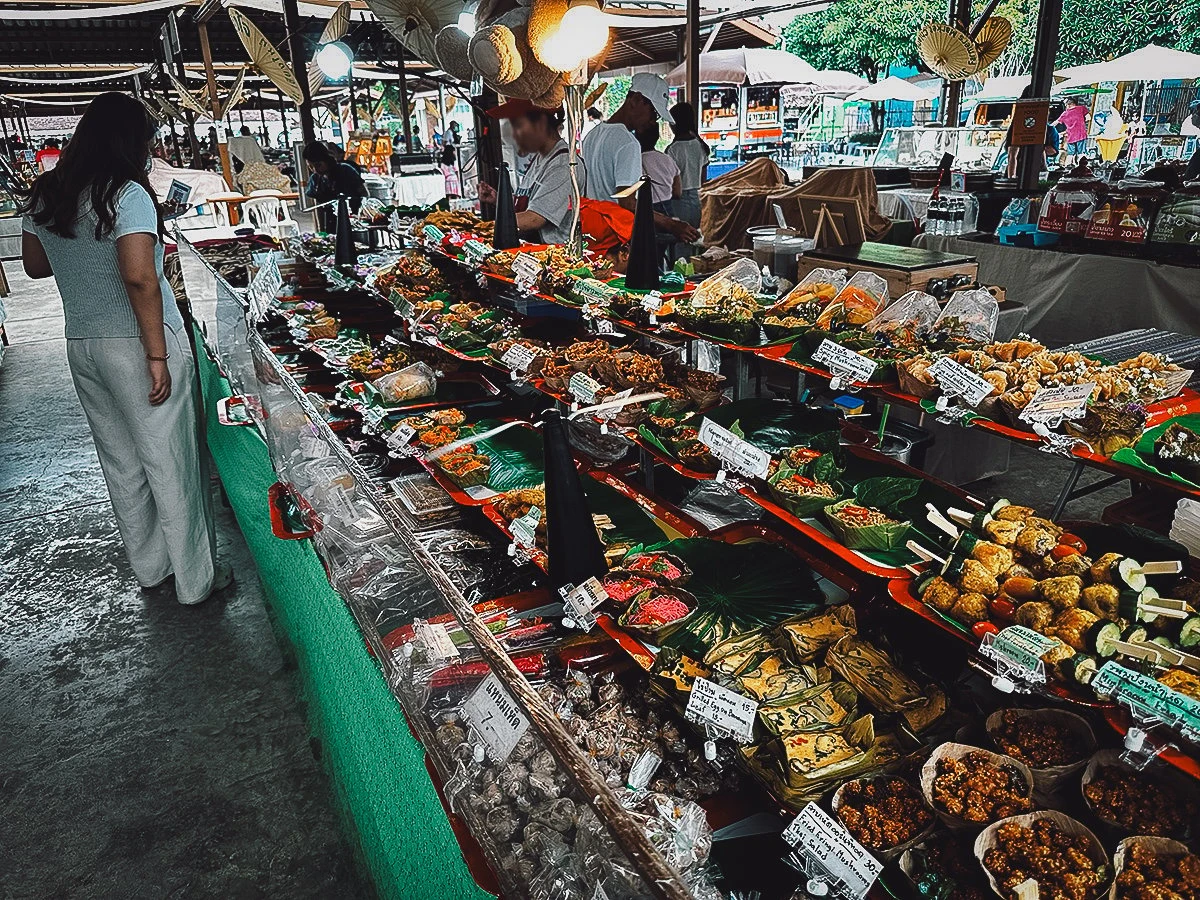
(795, 241, 979, 298)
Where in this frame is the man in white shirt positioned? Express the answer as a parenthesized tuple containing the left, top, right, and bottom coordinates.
(478, 99, 586, 246)
(582, 72, 699, 243)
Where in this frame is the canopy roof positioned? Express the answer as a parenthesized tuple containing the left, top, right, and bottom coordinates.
(1056, 44, 1200, 88)
(846, 75, 935, 103)
(666, 47, 819, 86)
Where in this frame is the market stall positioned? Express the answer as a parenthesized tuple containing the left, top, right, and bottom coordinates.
(178, 187, 1200, 897)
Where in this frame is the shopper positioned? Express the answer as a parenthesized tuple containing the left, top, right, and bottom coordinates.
(478, 99, 585, 245)
(228, 125, 265, 168)
(18, 91, 228, 606)
(581, 72, 699, 243)
(303, 141, 367, 214)
(666, 102, 709, 231)
(35, 138, 61, 173)
(1053, 97, 1090, 163)
(1180, 100, 1200, 137)
(636, 125, 680, 215)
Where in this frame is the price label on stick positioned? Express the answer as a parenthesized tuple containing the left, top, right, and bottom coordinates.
(782, 803, 883, 899)
(559, 576, 609, 631)
(568, 372, 604, 405)
(510, 506, 541, 548)
(641, 290, 665, 312)
(812, 339, 878, 386)
(511, 252, 542, 291)
(501, 343, 538, 375)
(423, 224, 445, 245)
(463, 240, 494, 266)
(929, 357, 995, 408)
(386, 423, 417, 451)
(698, 418, 771, 479)
(1019, 383, 1095, 426)
(685, 677, 758, 743)
(462, 672, 530, 763)
(414, 620, 461, 664)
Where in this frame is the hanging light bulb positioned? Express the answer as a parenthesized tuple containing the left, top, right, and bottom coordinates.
(538, 0, 608, 73)
(316, 41, 354, 80)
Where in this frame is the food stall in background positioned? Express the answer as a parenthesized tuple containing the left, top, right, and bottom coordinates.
(700, 85, 785, 161)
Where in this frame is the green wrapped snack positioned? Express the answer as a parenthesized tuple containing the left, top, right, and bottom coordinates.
(823, 499, 912, 551)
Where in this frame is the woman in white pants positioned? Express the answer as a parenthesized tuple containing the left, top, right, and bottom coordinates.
(20, 92, 229, 606)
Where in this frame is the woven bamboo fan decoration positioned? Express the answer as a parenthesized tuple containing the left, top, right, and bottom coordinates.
(583, 81, 607, 108)
(217, 67, 248, 120)
(228, 7, 306, 105)
(974, 16, 1012, 70)
(918, 22, 981, 81)
(307, 2, 352, 96)
(365, 0, 463, 68)
(166, 71, 209, 117)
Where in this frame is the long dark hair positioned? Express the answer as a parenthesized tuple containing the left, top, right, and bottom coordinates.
(20, 91, 162, 240)
(668, 102, 707, 151)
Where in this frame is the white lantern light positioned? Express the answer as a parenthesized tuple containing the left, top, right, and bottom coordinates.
(316, 41, 354, 80)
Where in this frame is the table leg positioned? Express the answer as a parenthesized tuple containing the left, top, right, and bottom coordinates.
(639, 445, 656, 495)
(1050, 461, 1086, 521)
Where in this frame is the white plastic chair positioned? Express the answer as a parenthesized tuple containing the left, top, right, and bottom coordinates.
(206, 191, 243, 228)
(242, 195, 297, 239)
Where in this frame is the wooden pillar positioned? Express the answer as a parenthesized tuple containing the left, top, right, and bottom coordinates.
(281, 0, 317, 145)
(685, 0, 700, 107)
(197, 20, 236, 200)
(397, 43, 412, 153)
(1017, 0, 1063, 189)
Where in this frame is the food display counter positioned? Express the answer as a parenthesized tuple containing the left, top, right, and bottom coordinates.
(178, 213, 1200, 900)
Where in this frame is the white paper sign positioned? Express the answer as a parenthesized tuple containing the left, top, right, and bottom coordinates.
(568, 372, 604, 405)
(560, 576, 609, 631)
(929, 357, 995, 407)
(782, 803, 883, 899)
(698, 418, 771, 479)
(423, 224, 445, 245)
(511, 506, 541, 548)
(463, 240, 494, 265)
(812, 339, 878, 385)
(512, 252, 541, 291)
(386, 423, 417, 450)
(462, 672, 530, 763)
(501, 344, 538, 374)
(641, 290, 665, 312)
(597, 387, 634, 421)
(1019, 383, 1095, 426)
(685, 677, 757, 743)
(414, 620, 461, 664)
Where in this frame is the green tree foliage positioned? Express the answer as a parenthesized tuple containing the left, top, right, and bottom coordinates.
(1056, 0, 1178, 66)
(782, 0, 942, 82)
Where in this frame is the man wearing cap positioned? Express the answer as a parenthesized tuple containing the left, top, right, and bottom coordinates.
(582, 72, 700, 243)
(479, 99, 585, 246)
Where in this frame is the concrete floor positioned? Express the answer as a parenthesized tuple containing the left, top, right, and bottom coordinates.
(0, 263, 368, 899)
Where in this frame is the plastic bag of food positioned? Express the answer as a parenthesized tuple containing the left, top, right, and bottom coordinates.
(815, 271, 888, 330)
(689, 258, 762, 309)
(864, 291, 941, 346)
(933, 288, 999, 344)
(372, 361, 438, 404)
(769, 267, 848, 315)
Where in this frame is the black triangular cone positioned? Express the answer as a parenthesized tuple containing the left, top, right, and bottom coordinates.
(334, 196, 357, 266)
(541, 409, 607, 592)
(624, 179, 658, 290)
(493, 164, 520, 250)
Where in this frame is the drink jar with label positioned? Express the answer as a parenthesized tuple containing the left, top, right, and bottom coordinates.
(1149, 181, 1200, 262)
(1038, 171, 1105, 239)
(1084, 178, 1167, 248)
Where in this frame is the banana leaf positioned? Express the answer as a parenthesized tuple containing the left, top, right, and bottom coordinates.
(684, 399, 843, 455)
(465, 420, 545, 493)
(582, 478, 673, 549)
(623, 537, 825, 659)
(1111, 413, 1200, 490)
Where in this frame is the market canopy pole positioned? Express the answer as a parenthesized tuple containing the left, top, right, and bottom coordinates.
(1017, 0, 1062, 190)
(397, 43, 412, 153)
(195, 14, 235, 190)
(685, 0, 700, 106)
(281, 0, 317, 144)
(939, 0, 972, 125)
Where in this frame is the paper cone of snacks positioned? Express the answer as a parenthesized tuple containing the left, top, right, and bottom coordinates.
(985, 708, 1096, 796)
(1109, 835, 1193, 900)
(1080, 749, 1198, 842)
(974, 810, 1110, 900)
(831, 774, 937, 861)
(920, 742, 1034, 831)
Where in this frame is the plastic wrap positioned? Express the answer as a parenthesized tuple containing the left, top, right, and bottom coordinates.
(815, 272, 888, 330)
(932, 288, 1000, 345)
(689, 258, 763, 308)
(863, 291, 942, 346)
(372, 361, 438, 404)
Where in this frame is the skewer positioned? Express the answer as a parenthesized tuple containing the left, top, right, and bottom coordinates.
(906, 540, 945, 565)
(945, 506, 977, 528)
(567, 391, 666, 421)
(925, 503, 960, 538)
(1131, 560, 1183, 576)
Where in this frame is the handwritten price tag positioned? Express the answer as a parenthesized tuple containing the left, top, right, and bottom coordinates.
(510, 506, 541, 548)
(512, 252, 542, 292)
(698, 418, 770, 479)
(462, 672, 530, 763)
(423, 224, 445, 245)
(1020, 383, 1095, 426)
(685, 677, 757, 743)
(782, 803, 883, 899)
(559, 576, 609, 631)
(812, 339, 878, 386)
(929, 357, 995, 408)
(463, 240, 494, 265)
(568, 372, 604, 405)
(641, 291, 665, 312)
(501, 343, 538, 374)
(386, 422, 417, 450)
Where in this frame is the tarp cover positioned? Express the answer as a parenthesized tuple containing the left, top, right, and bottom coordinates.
(700, 159, 891, 249)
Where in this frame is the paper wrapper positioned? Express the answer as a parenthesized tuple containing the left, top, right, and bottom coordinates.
(1109, 835, 1192, 900)
(974, 810, 1110, 900)
(920, 742, 1034, 831)
(897, 358, 941, 401)
(831, 775, 937, 861)
(985, 708, 1096, 797)
(1081, 749, 1196, 843)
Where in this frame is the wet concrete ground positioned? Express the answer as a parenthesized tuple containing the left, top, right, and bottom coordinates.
(0, 263, 368, 899)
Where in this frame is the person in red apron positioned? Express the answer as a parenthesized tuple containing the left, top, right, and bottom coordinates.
(478, 99, 586, 245)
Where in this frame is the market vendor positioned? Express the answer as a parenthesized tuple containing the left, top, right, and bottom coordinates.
(477, 99, 584, 246)
(302, 141, 366, 212)
(581, 72, 700, 245)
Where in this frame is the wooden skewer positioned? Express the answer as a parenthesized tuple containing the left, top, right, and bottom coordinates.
(906, 540, 945, 565)
(925, 503, 960, 538)
(1133, 560, 1183, 576)
(1139, 597, 1193, 619)
(945, 507, 976, 528)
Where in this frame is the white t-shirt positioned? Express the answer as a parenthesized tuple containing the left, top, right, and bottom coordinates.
(516, 139, 587, 245)
(1181, 116, 1200, 136)
(666, 138, 710, 191)
(582, 122, 642, 201)
(641, 150, 679, 204)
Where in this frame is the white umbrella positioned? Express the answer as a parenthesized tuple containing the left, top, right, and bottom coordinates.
(1056, 44, 1200, 88)
(846, 75, 936, 103)
(665, 48, 820, 86)
(809, 69, 868, 93)
(968, 73, 1069, 102)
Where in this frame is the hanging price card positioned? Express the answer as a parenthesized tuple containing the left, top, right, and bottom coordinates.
(559, 576, 610, 631)
(782, 803, 883, 899)
(698, 418, 771, 479)
(500, 343, 538, 374)
(395, 296, 416, 319)
(511, 252, 542, 291)
(979, 626, 1055, 692)
(510, 506, 541, 548)
(929, 357, 996, 408)
(1019, 383, 1095, 426)
(685, 677, 758, 743)
(812, 340, 878, 385)
(386, 423, 417, 450)
(462, 672, 530, 763)
(568, 372, 604, 405)
(463, 240, 494, 265)
(571, 278, 619, 306)
(641, 290, 666, 312)
(1092, 661, 1200, 740)
(423, 224, 445, 245)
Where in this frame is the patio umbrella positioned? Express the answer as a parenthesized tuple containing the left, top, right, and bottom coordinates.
(1057, 44, 1200, 88)
(665, 48, 820, 86)
(809, 70, 868, 93)
(846, 75, 936, 103)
